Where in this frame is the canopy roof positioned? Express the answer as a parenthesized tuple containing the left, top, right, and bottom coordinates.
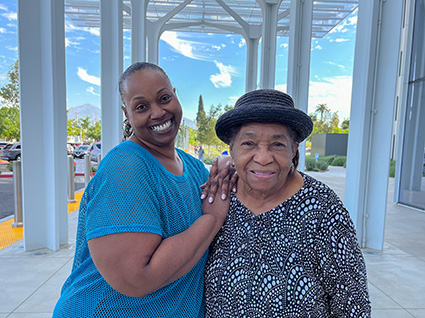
(64, 0, 358, 38)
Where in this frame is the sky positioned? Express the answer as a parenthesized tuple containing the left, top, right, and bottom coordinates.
(0, 0, 357, 124)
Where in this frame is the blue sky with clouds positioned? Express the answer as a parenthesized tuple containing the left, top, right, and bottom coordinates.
(0, 0, 357, 123)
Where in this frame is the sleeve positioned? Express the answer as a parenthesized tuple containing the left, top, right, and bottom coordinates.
(85, 146, 163, 240)
(314, 196, 371, 317)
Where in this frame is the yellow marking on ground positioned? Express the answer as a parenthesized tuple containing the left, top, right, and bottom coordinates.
(68, 190, 83, 214)
(0, 190, 84, 251)
(0, 219, 23, 250)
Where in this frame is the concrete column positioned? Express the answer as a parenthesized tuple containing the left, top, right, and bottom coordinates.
(18, 0, 68, 251)
(345, 0, 403, 250)
(100, 0, 124, 156)
(245, 37, 260, 92)
(147, 24, 160, 64)
(259, 1, 280, 89)
(287, 0, 313, 172)
(131, 0, 148, 63)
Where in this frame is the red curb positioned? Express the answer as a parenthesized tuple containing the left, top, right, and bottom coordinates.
(0, 174, 13, 178)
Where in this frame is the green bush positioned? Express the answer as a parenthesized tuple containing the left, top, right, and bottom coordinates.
(305, 157, 318, 171)
(316, 159, 329, 171)
(331, 156, 346, 166)
(321, 156, 336, 165)
(389, 160, 396, 178)
(7, 162, 13, 171)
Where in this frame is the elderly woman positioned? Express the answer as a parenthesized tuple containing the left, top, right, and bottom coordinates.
(204, 89, 371, 317)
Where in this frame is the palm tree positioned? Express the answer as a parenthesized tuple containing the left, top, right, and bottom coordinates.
(315, 103, 330, 121)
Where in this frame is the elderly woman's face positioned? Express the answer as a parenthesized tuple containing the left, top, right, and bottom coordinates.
(230, 122, 298, 195)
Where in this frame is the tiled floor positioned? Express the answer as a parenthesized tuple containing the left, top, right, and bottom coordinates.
(0, 167, 424, 317)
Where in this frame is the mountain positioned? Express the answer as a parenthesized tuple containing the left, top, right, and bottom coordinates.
(67, 104, 100, 122)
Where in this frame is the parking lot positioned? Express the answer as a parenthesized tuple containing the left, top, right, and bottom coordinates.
(0, 162, 86, 220)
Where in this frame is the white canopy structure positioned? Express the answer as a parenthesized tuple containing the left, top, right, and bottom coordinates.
(16, 0, 424, 252)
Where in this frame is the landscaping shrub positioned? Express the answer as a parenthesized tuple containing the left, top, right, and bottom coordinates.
(316, 159, 329, 171)
(7, 162, 13, 171)
(305, 157, 318, 171)
(389, 160, 396, 178)
(331, 156, 347, 166)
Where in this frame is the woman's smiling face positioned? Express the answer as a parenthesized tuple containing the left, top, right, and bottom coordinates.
(122, 69, 182, 150)
(230, 122, 298, 196)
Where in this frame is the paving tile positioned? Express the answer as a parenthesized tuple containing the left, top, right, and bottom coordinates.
(407, 309, 425, 318)
(14, 259, 72, 313)
(7, 313, 53, 318)
(0, 256, 70, 313)
(365, 255, 425, 308)
(372, 309, 415, 318)
(368, 282, 401, 309)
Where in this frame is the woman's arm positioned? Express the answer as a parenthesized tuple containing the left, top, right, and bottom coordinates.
(88, 185, 230, 298)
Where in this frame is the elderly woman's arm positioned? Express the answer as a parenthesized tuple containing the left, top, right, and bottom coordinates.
(315, 203, 371, 317)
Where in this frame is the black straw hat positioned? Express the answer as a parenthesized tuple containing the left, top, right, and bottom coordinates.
(215, 89, 313, 144)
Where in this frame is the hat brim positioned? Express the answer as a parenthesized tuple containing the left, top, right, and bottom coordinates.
(215, 104, 313, 144)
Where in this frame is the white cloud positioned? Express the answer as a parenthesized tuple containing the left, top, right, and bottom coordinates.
(161, 31, 229, 62)
(161, 31, 197, 59)
(308, 76, 353, 120)
(0, 27, 6, 34)
(65, 20, 99, 36)
(6, 46, 17, 52)
(228, 95, 239, 106)
(238, 38, 246, 48)
(2, 12, 17, 20)
(87, 86, 100, 96)
(0, 4, 8, 11)
(314, 45, 322, 50)
(210, 61, 237, 88)
(77, 67, 100, 86)
(280, 43, 288, 48)
(335, 38, 349, 43)
(65, 38, 80, 48)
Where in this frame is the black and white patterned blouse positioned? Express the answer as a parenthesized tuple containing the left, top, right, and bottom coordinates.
(204, 172, 371, 318)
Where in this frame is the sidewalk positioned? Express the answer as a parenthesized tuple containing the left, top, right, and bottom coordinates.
(1, 167, 424, 317)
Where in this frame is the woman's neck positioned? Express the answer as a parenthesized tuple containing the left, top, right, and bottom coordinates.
(236, 170, 303, 216)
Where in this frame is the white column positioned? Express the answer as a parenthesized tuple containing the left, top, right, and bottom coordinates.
(147, 23, 160, 64)
(345, 0, 403, 250)
(286, 0, 313, 172)
(100, 0, 123, 156)
(131, 0, 147, 63)
(18, 0, 68, 251)
(245, 37, 260, 91)
(259, 1, 280, 89)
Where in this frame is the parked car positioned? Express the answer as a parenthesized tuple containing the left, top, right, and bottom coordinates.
(67, 144, 74, 155)
(0, 141, 13, 150)
(72, 144, 91, 159)
(89, 142, 101, 162)
(1, 142, 21, 161)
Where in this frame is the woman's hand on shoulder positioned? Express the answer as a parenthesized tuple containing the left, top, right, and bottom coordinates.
(200, 156, 238, 204)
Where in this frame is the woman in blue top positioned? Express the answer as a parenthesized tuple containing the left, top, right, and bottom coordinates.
(53, 62, 231, 317)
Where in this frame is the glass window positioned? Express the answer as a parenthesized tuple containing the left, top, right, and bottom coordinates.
(398, 0, 425, 210)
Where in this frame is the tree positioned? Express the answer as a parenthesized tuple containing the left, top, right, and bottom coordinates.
(315, 103, 330, 121)
(195, 95, 206, 128)
(0, 106, 20, 140)
(87, 120, 101, 141)
(67, 118, 81, 137)
(0, 60, 19, 108)
(341, 118, 349, 131)
(78, 116, 92, 141)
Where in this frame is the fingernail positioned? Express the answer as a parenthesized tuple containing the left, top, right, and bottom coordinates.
(232, 187, 236, 193)
(221, 193, 226, 200)
(201, 193, 206, 199)
(226, 160, 230, 166)
(234, 171, 237, 175)
(208, 197, 213, 203)
(213, 157, 218, 162)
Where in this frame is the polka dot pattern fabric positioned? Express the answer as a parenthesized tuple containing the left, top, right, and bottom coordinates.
(205, 172, 371, 317)
(54, 141, 209, 318)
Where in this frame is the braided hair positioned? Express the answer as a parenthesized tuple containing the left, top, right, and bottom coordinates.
(119, 62, 172, 141)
